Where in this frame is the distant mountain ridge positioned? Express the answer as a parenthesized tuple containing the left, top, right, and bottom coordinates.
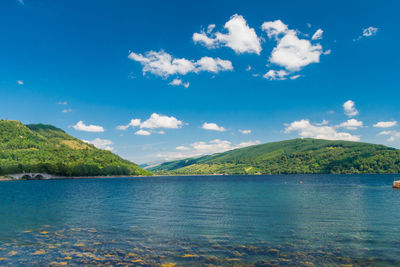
(149, 138, 400, 175)
(0, 120, 151, 176)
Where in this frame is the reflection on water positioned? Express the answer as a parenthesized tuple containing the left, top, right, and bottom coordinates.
(0, 175, 399, 266)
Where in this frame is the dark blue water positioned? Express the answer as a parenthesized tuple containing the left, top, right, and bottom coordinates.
(0, 175, 400, 266)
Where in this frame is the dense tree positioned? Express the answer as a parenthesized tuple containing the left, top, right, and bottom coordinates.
(0, 120, 151, 176)
(150, 138, 400, 175)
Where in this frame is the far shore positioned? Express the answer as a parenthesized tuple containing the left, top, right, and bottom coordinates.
(0, 175, 151, 181)
(1, 173, 399, 181)
(0, 173, 243, 181)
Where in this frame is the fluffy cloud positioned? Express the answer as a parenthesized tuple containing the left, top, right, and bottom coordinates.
(196, 57, 233, 73)
(311, 29, 324, 40)
(157, 139, 261, 161)
(202, 122, 226, 132)
(169, 78, 189, 88)
(239, 129, 251, 134)
(373, 121, 397, 128)
(285, 119, 360, 141)
(190, 139, 232, 154)
(128, 50, 232, 78)
(117, 119, 141, 130)
(343, 100, 359, 117)
(57, 101, 68, 105)
(354, 26, 378, 41)
(262, 20, 324, 72)
(117, 113, 183, 135)
(379, 130, 400, 142)
(17, 80, 24, 85)
(62, 109, 72, 113)
(263, 70, 302, 80)
(363, 26, 378, 37)
(262, 20, 288, 38)
(73, 121, 104, 132)
(135, 129, 151, 136)
(193, 14, 262, 55)
(269, 32, 323, 71)
(337, 119, 363, 130)
(141, 113, 183, 129)
(263, 69, 289, 80)
(83, 138, 113, 151)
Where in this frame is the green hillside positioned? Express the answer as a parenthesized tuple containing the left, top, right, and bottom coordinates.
(0, 120, 151, 176)
(149, 138, 400, 175)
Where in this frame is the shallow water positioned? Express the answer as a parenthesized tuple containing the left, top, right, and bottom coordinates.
(0, 174, 399, 266)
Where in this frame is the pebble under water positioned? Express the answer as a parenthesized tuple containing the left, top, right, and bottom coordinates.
(0, 175, 399, 266)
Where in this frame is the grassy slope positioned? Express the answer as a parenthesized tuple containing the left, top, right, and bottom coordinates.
(150, 138, 400, 175)
(0, 120, 151, 176)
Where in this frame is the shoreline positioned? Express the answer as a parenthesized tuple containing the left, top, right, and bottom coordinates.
(1, 173, 399, 181)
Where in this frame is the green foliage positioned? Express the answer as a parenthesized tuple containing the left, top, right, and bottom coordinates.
(0, 120, 151, 176)
(150, 138, 400, 175)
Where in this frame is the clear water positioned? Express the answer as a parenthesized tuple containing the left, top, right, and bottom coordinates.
(0, 175, 400, 266)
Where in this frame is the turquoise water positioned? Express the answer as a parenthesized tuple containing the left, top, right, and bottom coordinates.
(0, 175, 400, 266)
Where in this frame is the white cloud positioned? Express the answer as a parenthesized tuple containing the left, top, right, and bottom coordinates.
(269, 31, 323, 71)
(117, 114, 183, 131)
(190, 139, 232, 153)
(141, 113, 183, 129)
(373, 121, 397, 128)
(323, 49, 331, 55)
(311, 29, 323, 40)
(354, 26, 378, 41)
(135, 129, 151, 136)
(57, 101, 68, 105)
(128, 50, 232, 78)
(262, 20, 324, 72)
(263, 69, 289, 80)
(261, 20, 288, 38)
(239, 129, 251, 134)
(17, 80, 24, 85)
(235, 140, 261, 148)
(73, 121, 104, 132)
(196, 57, 233, 73)
(176, 146, 190, 151)
(207, 24, 216, 33)
(316, 120, 329, 126)
(169, 78, 189, 88)
(379, 130, 400, 142)
(337, 119, 363, 130)
(202, 122, 226, 132)
(290, 74, 302, 80)
(193, 14, 262, 55)
(156, 139, 261, 161)
(62, 109, 72, 113)
(285, 119, 360, 141)
(363, 26, 378, 37)
(343, 100, 359, 117)
(83, 138, 114, 151)
(117, 119, 141, 130)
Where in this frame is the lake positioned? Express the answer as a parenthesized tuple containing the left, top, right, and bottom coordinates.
(0, 174, 399, 266)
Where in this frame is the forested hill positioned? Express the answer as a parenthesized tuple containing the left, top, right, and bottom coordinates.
(149, 138, 400, 175)
(0, 120, 151, 176)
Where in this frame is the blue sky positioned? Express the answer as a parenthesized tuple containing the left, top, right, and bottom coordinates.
(1, 0, 399, 164)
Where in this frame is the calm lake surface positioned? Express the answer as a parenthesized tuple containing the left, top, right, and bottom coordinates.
(0, 174, 400, 266)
